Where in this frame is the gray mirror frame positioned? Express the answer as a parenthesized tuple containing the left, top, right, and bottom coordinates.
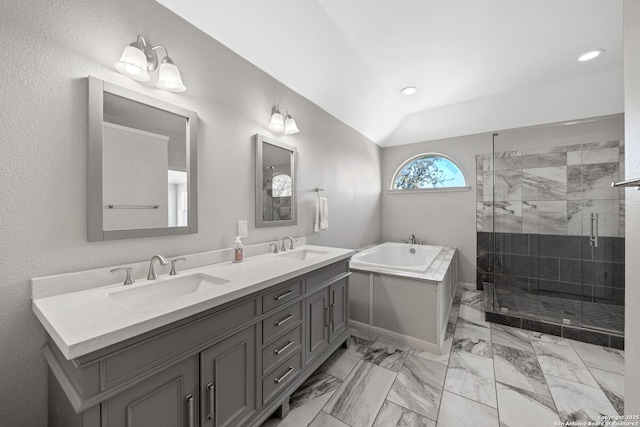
(87, 76, 198, 241)
(255, 134, 297, 228)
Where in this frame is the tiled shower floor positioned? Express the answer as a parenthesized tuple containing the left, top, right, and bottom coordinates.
(261, 290, 625, 427)
(490, 284, 625, 333)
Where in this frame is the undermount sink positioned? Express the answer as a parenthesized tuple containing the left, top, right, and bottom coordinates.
(277, 248, 329, 261)
(108, 273, 229, 310)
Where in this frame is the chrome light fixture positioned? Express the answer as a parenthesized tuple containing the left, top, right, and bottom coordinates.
(115, 35, 186, 92)
(269, 105, 300, 134)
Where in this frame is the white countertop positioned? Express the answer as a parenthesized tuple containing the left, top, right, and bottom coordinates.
(33, 245, 354, 360)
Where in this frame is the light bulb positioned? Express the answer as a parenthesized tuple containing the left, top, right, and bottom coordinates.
(115, 45, 150, 82)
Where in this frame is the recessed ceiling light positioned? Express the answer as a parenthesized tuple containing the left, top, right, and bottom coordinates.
(401, 86, 417, 96)
(578, 49, 605, 62)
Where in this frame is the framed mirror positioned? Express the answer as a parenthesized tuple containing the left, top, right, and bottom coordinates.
(255, 134, 297, 228)
(87, 76, 198, 241)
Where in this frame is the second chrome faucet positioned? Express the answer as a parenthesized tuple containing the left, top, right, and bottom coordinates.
(147, 254, 168, 280)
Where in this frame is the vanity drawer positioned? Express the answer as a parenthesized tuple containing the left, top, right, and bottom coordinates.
(305, 262, 348, 292)
(262, 351, 302, 405)
(262, 325, 302, 376)
(262, 280, 303, 313)
(263, 302, 302, 344)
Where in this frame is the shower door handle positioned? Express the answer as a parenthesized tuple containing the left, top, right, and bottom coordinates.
(590, 213, 599, 248)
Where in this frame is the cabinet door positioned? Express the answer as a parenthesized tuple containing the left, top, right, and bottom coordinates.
(200, 326, 256, 427)
(101, 356, 198, 427)
(305, 288, 329, 365)
(329, 278, 348, 342)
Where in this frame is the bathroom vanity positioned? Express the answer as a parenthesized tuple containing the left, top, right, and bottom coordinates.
(33, 245, 353, 427)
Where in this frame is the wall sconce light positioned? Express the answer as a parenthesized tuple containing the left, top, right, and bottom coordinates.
(115, 35, 186, 92)
(269, 105, 300, 134)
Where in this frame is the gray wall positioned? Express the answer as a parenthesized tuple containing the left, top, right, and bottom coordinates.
(382, 115, 624, 285)
(624, 0, 640, 413)
(0, 1, 382, 425)
(382, 134, 489, 284)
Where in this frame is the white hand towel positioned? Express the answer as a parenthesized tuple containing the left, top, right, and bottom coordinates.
(314, 196, 329, 232)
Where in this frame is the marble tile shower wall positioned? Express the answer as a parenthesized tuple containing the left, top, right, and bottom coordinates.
(475, 141, 625, 306)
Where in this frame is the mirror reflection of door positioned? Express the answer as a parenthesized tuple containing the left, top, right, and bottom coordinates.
(103, 92, 188, 230)
(262, 143, 292, 221)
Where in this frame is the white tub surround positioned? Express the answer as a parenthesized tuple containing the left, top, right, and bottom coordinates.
(349, 243, 457, 355)
(351, 242, 445, 276)
(32, 243, 354, 360)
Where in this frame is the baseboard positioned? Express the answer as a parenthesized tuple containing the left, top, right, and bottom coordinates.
(349, 320, 442, 355)
(457, 281, 475, 291)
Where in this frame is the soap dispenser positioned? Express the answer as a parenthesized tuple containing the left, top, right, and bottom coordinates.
(233, 236, 244, 263)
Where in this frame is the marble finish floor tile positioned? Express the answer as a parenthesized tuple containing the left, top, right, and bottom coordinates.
(444, 350, 497, 407)
(460, 290, 484, 310)
(324, 360, 396, 427)
(458, 302, 491, 328)
(490, 323, 534, 353)
(371, 400, 435, 427)
(590, 367, 625, 415)
(387, 353, 447, 421)
(320, 334, 375, 380)
(496, 382, 560, 427)
(436, 390, 499, 427)
(410, 335, 453, 366)
(529, 331, 571, 346)
(569, 340, 625, 375)
(493, 343, 551, 398)
(309, 411, 350, 427)
(546, 374, 619, 422)
(452, 318, 492, 357)
(532, 340, 599, 387)
(262, 372, 341, 427)
(289, 371, 342, 410)
(362, 339, 409, 372)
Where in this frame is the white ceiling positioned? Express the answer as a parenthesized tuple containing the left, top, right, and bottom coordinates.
(156, 0, 623, 147)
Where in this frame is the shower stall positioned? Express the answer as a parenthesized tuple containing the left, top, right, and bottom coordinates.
(477, 115, 625, 348)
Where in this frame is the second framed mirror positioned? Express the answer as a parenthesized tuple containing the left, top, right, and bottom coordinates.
(255, 134, 297, 228)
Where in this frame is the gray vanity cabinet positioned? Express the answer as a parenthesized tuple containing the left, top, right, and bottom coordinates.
(46, 259, 351, 427)
(305, 277, 349, 365)
(305, 287, 330, 365)
(200, 326, 256, 427)
(101, 356, 198, 427)
(329, 278, 348, 341)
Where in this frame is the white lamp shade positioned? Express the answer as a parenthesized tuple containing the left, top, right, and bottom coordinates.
(284, 116, 299, 134)
(269, 112, 285, 132)
(157, 62, 186, 92)
(115, 46, 150, 81)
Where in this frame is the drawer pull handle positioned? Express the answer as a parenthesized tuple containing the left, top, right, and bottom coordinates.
(206, 382, 214, 421)
(186, 394, 194, 427)
(274, 340, 294, 355)
(274, 366, 295, 384)
(275, 313, 294, 326)
(274, 290, 294, 301)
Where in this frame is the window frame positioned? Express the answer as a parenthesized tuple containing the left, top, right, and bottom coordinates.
(389, 152, 471, 194)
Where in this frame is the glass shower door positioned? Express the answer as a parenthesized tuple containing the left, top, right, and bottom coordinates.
(486, 123, 624, 335)
(576, 143, 625, 334)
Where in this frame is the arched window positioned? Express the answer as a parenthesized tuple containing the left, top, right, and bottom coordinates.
(391, 153, 468, 191)
(272, 173, 292, 197)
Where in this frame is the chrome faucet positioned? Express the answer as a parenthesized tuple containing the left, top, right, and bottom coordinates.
(281, 236, 296, 251)
(408, 234, 417, 245)
(269, 243, 279, 254)
(147, 254, 168, 280)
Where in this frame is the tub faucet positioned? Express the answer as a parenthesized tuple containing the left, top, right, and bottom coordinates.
(281, 236, 296, 251)
(408, 234, 417, 245)
(147, 254, 168, 280)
